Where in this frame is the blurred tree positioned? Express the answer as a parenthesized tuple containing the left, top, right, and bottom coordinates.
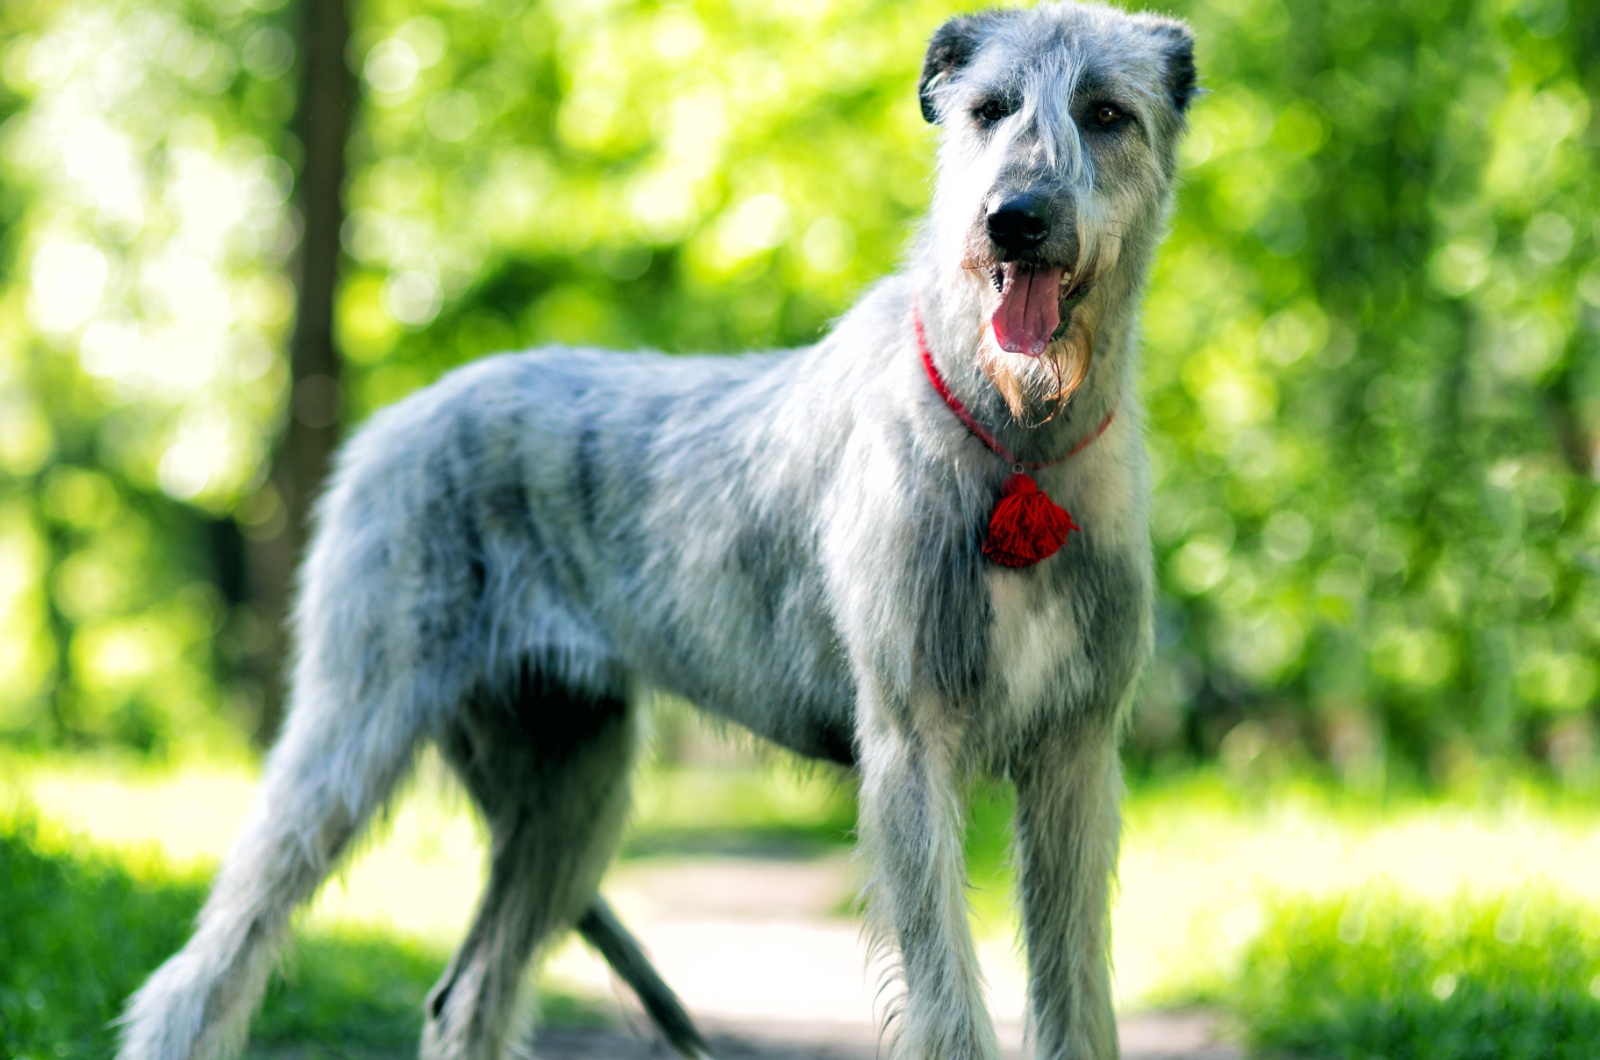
(247, 0, 354, 743)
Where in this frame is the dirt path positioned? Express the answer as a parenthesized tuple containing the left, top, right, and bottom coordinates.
(527, 854, 1242, 1060)
(532, 1009, 1240, 1059)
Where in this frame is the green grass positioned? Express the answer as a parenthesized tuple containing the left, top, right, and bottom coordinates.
(0, 814, 206, 1059)
(1236, 891, 1600, 1060)
(0, 810, 604, 1059)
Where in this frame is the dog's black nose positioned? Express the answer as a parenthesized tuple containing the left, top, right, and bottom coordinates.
(986, 193, 1050, 255)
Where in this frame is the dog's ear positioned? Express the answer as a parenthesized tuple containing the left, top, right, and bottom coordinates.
(919, 14, 1002, 124)
(1144, 19, 1200, 113)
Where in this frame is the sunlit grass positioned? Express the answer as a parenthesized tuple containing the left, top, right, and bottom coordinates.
(1, 748, 860, 949)
(6, 750, 487, 947)
(1104, 773, 1600, 1005)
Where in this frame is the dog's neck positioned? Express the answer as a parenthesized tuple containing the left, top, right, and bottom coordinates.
(911, 258, 1137, 466)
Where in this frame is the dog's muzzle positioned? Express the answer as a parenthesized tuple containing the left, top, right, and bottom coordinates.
(985, 192, 1050, 256)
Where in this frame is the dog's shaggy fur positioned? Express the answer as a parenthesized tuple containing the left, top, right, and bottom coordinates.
(118, 5, 1196, 1058)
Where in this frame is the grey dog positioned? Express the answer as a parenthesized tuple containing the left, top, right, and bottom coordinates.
(118, 4, 1196, 1058)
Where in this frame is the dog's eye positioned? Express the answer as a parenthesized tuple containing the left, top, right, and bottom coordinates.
(1093, 103, 1126, 127)
(974, 98, 1018, 124)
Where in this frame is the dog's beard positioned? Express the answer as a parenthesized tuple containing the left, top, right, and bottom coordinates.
(954, 210, 1121, 422)
(978, 300, 1097, 423)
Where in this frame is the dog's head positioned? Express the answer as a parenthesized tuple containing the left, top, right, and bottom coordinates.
(919, 3, 1197, 417)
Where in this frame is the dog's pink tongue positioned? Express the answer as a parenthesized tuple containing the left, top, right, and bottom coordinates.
(990, 264, 1063, 356)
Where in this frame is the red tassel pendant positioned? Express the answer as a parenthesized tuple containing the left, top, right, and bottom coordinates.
(983, 473, 1080, 568)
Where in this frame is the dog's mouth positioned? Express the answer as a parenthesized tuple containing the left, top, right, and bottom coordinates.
(985, 263, 1093, 357)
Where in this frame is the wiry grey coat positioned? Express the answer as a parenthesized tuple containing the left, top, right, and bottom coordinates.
(117, 4, 1197, 1059)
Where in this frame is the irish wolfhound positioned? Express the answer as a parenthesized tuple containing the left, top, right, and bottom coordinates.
(118, 4, 1196, 1058)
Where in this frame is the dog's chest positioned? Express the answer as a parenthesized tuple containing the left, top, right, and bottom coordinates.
(981, 536, 1151, 723)
(988, 573, 1079, 709)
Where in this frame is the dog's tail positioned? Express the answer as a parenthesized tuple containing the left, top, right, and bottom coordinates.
(578, 896, 714, 1059)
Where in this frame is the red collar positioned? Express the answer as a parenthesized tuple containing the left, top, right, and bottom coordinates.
(913, 307, 1113, 471)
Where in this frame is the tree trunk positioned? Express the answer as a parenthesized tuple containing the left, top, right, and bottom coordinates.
(246, 0, 354, 745)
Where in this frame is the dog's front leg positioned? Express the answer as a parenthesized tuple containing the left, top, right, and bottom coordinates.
(857, 699, 1000, 1060)
(1011, 726, 1122, 1060)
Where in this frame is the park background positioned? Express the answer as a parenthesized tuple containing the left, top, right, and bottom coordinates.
(1, 0, 1597, 1056)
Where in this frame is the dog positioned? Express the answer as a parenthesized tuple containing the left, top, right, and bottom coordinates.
(118, 4, 1196, 1058)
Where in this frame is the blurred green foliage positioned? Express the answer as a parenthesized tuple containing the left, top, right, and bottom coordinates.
(0, 0, 298, 749)
(1138, 0, 1600, 789)
(0, 0, 1596, 779)
(1237, 890, 1600, 1059)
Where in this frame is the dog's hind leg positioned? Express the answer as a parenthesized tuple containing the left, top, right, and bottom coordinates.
(1011, 724, 1123, 1060)
(422, 674, 641, 1060)
(116, 677, 426, 1060)
(576, 897, 710, 1058)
